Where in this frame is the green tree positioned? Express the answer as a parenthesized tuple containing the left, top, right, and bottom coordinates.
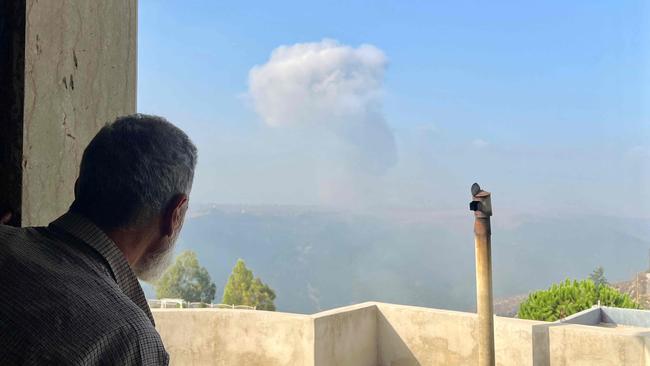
(222, 259, 276, 311)
(517, 279, 638, 321)
(589, 266, 608, 288)
(155, 250, 217, 303)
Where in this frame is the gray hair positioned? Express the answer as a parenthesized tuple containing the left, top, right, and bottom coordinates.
(72, 114, 197, 229)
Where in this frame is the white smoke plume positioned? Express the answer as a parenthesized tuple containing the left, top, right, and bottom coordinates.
(248, 39, 397, 174)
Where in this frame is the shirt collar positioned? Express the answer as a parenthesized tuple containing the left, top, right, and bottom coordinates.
(50, 212, 155, 326)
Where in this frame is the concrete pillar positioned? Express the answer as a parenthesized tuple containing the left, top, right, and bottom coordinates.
(0, 0, 137, 226)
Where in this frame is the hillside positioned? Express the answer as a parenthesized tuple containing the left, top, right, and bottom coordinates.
(143, 205, 650, 314)
(494, 294, 529, 317)
(612, 272, 650, 309)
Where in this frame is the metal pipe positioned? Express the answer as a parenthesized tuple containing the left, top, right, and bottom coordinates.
(470, 183, 495, 366)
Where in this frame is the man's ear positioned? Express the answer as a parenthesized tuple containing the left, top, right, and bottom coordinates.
(162, 194, 189, 237)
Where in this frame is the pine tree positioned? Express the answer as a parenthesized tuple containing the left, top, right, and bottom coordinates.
(155, 250, 217, 303)
(589, 266, 608, 288)
(517, 278, 638, 321)
(222, 259, 276, 311)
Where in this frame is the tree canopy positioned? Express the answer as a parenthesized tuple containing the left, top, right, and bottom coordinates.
(155, 250, 217, 303)
(222, 259, 276, 311)
(517, 278, 638, 321)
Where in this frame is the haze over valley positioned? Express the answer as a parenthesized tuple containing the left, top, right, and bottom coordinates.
(144, 204, 650, 314)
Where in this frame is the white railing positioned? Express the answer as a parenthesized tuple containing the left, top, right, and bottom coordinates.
(148, 298, 186, 308)
(148, 299, 256, 310)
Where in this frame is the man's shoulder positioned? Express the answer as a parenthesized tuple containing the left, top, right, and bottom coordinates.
(75, 309, 167, 363)
(1, 309, 167, 365)
(0, 224, 41, 243)
(0, 224, 159, 345)
(0, 224, 69, 260)
(0, 224, 113, 302)
(0, 223, 168, 364)
(0, 271, 166, 365)
(0, 258, 154, 332)
(0, 223, 19, 234)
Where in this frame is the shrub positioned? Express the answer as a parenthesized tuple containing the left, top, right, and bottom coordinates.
(517, 279, 638, 321)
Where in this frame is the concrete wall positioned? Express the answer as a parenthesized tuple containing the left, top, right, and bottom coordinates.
(602, 306, 650, 328)
(376, 303, 547, 366)
(154, 302, 650, 366)
(313, 303, 378, 366)
(377, 303, 649, 366)
(377, 304, 477, 366)
(548, 324, 648, 365)
(153, 304, 378, 366)
(495, 316, 550, 366)
(154, 309, 314, 366)
(5, 0, 137, 226)
(562, 307, 602, 325)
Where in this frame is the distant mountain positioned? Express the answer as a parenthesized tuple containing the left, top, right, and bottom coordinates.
(612, 272, 650, 309)
(494, 294, 529, 317)
(143, 205, 650, 314)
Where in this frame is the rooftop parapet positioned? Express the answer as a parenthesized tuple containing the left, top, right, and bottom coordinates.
(153, 302, 650, 365)
(563, 305, 650, 329)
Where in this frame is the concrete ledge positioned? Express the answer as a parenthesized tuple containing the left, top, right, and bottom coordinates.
(548, 323, 648, 365)
(561, 307, 602, 325)
(153, 302, 650, 366)
(601, 306, 650, 328)
(154, 308, 314, 365)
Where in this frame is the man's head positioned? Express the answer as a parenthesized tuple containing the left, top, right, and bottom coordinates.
(71, 114, 197, 281)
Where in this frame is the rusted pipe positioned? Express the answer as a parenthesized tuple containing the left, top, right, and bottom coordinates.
(470, 183, 495, 366)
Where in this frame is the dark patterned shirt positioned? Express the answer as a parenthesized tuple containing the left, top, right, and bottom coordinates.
(0, 212, 169, 365)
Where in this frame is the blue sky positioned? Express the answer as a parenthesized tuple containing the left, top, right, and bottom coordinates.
(138, 1, 649, 218)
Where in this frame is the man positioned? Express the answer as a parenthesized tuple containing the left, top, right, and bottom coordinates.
(0, 114, 197, 365)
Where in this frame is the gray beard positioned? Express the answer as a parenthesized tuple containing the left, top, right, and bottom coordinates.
(133, 238, 176, 283)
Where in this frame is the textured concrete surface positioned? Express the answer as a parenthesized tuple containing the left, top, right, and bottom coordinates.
(495, 316, 551, 366)
(562, 306, 602, 325)
(602, 306, 650, 328)
(376, 303, 551, 366)
(154, 302, 650, 366)
(20, 0, 137, 226)
(154, 309, 314, 366)
(549, 324, 648, 365)
(377, 304, 478, 365)
(313, 303, 378, 366)
(555, 306, 650, 329)
(376, 303, 545, 366)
